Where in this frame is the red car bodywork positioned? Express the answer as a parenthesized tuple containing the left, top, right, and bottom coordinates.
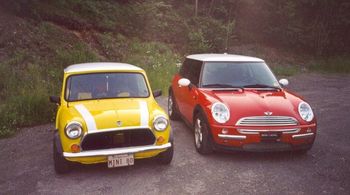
(170, 55, 316, 152)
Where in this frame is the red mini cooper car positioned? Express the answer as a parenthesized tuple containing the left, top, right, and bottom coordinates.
(168, 54, 316, 154)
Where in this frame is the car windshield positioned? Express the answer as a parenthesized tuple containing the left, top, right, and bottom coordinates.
(201, 62, 280, 88)
(65, 73, 149, 101)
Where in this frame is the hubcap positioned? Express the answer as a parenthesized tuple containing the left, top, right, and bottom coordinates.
(168, 95, 173, 115)
(194, 118, 203, 148)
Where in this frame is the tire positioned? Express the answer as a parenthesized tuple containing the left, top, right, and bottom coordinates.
(53, 139, 71, 174)
(194, 112, 213, 154)
(157, 141, 174, 164)
(168, 90, 180, 120)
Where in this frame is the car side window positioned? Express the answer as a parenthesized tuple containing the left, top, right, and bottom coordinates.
(179, 59, 202, 86)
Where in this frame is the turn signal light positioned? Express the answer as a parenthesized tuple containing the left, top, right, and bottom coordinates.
(71, 144, 80, 153)
(157, 136, 165, 144)
(222, 128, 229, 134)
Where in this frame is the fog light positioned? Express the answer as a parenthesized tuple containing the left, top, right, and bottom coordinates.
(222, 128, 229, 134)
(306, 128, 312, 133)
(71, 144, 80, 153)
(157, 136, 165, 144)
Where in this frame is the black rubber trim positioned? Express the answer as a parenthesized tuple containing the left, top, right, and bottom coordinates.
(53, 130, 63, 154)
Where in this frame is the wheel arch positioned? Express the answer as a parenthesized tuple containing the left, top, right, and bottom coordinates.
(193, 104, 210, 126)
(53, 129, 63, 154)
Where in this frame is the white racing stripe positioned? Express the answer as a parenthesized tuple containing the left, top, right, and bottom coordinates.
(139, 101, 149, 126)
(75, 104, 97, 132)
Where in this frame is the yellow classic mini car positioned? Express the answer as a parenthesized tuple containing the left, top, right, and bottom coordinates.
(50, 62, 173, 173)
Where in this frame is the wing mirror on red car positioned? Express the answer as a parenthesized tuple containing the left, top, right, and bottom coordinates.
(178, 78, 191, 88)
(279, 79, 289, 87)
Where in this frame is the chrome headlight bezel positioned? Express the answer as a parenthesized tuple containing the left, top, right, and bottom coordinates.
(153, 115, 169, 131)
(65, 121, 83, 139)
(211, 102, 230, 124)
(298, 102, 314, 122)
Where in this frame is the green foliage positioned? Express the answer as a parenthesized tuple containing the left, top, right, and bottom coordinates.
(187, 30, 212, 53)
(309, 57, 350, 74)
(0, 25, 100, 136)
(96, 33, 128, 61)
(122, 40, 180, 94)
(0, 60, 56, 137)
(271, 65, 300, 77)
(53, 43, 99, 66)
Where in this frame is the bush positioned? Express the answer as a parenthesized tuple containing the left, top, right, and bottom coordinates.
(122, 40, 180, 95)
(187, 30, 212, 53)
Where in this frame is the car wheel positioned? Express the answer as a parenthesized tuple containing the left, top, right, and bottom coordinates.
(157, 141, 174, 164)
(53, 140, 71, 174)
(194, 113, 213, 154)
(168, 91, 180, 120)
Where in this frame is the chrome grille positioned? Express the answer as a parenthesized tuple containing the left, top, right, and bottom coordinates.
(237, 128, 300, 134)
(236, 116, 298, 126)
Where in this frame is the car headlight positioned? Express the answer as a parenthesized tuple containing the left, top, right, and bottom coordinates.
(298, 102, 314, 122)
(65, 121, 83, 139)
(153, 115, 169, 131)
(211, 102, 230, 124)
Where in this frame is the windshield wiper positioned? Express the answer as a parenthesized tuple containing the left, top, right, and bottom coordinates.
(243, 84, 281, 90)
(202, 83, 243, 90)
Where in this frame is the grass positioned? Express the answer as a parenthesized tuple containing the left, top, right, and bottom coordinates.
(271, 65, 300, 77)
(309, 56, 350, 74)
(122, 39, 180, 95)
(0, 19, 180, 137)
(0, 21, 101, 137)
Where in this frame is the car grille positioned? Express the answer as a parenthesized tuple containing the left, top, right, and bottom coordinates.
(81, 128, 155, 151)
(236, 116, 298, 126)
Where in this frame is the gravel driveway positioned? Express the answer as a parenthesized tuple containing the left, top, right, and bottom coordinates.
(0, 73, 349, 195)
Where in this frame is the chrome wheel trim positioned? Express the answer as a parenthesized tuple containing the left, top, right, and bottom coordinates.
(194, 118, 203, 149)
(168, 95, 173, 116)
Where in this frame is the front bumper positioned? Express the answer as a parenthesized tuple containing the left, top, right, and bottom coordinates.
(63, 142, 171, 158)
(211, 123, 316, 152)
(214, 142, 313, 152)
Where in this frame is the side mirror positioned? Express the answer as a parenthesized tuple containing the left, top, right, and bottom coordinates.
(279, 79, 289, 87)
(50, 96, 61, 105)
(178, 78, 191, 87)
(152, 89, 162, 98)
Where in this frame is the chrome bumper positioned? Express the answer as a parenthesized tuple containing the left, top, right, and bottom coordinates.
(218, 132, 315, 141)
(63, 143, 171, 158)
(292, 132, 315, 139)
(218, 134, 246, 140)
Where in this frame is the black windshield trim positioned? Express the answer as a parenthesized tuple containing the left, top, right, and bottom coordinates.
(64, 72, 150, 102)
(199, 61, 279, 89)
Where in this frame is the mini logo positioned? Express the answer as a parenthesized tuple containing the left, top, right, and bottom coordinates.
(116, 121, 122, 127)
(264, 111, 273, 116)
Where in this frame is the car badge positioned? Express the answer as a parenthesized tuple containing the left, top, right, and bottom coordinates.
(116, 120, 122, 127)
(264, 111, 273, 116)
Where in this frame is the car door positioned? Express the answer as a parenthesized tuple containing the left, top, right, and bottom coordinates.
(174, 59, 203, 124)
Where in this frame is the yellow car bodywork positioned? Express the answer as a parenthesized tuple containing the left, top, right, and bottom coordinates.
(54, 63, 171, 165)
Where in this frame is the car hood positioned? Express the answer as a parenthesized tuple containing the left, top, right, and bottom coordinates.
(70, 99, 152, 131)
(201, 89, 302, 124)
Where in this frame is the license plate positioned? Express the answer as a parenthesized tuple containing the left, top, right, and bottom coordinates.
(260, 132, 281, 142)
(107, 154, 134, 168)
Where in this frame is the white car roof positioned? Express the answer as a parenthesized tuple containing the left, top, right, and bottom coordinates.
(64, 62, 143, 73)
(187, 53, 264, 62)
